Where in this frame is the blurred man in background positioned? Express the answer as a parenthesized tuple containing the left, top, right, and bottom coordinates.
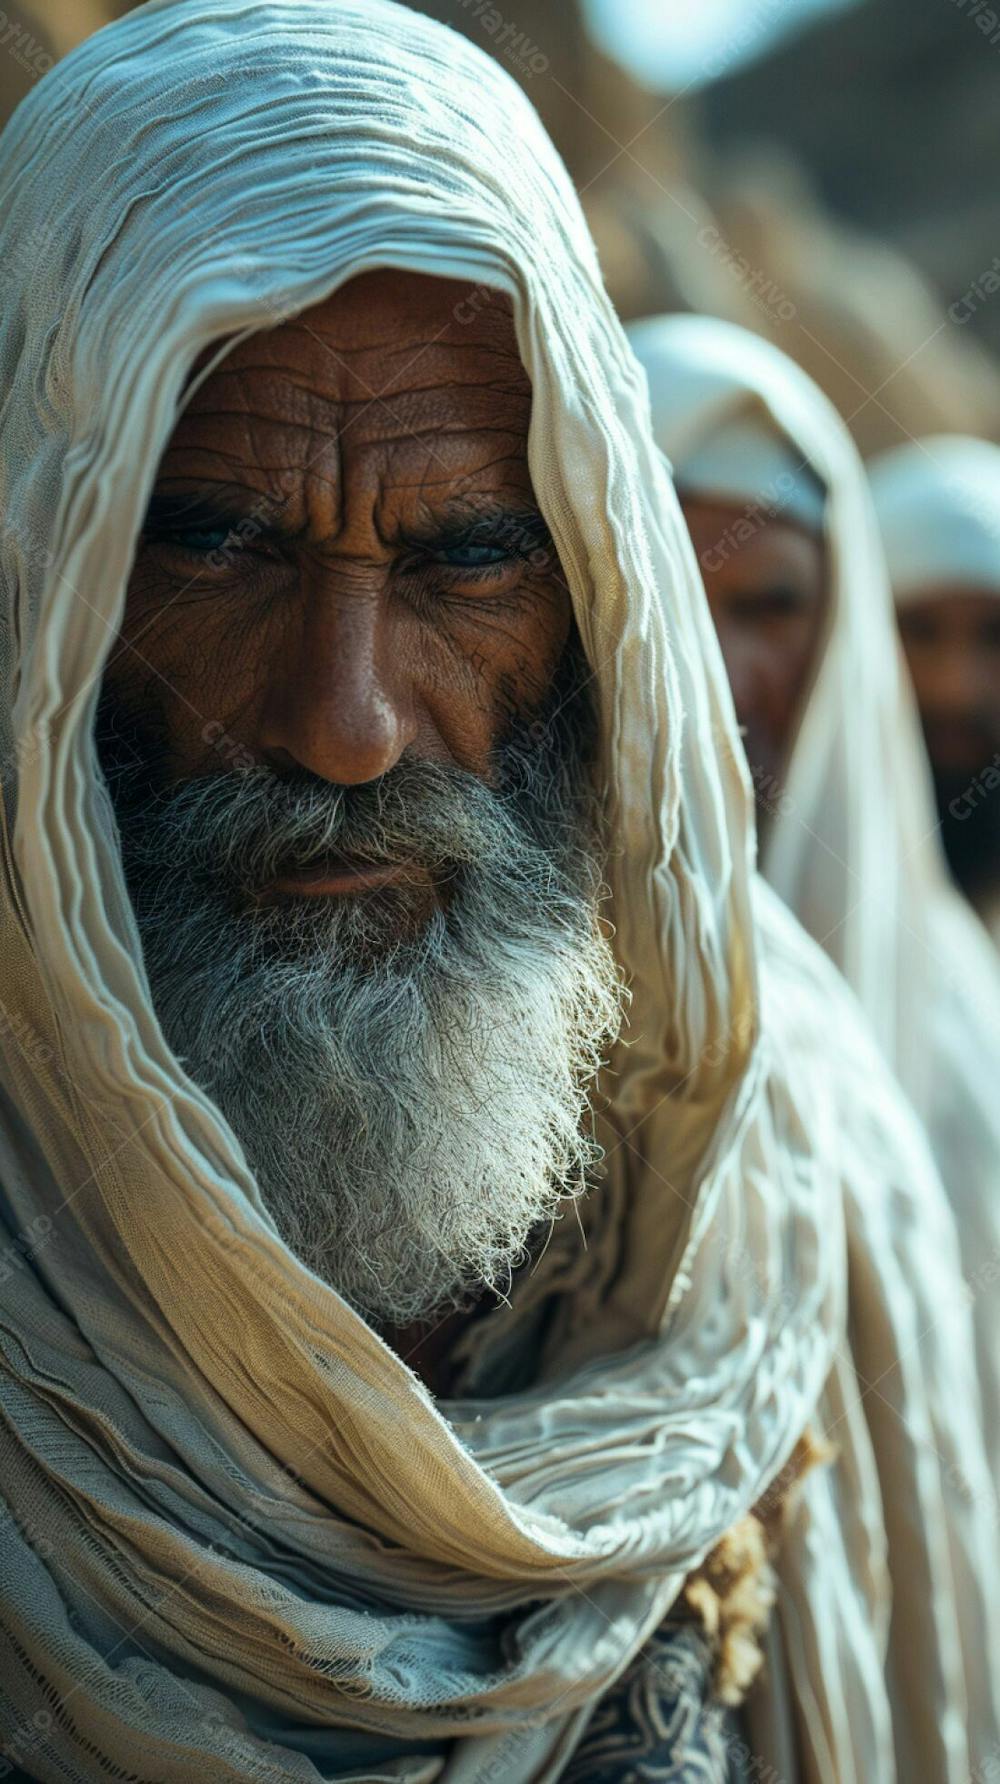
(869, 436, 1000, 949)
(630, 314, 1000, 1493)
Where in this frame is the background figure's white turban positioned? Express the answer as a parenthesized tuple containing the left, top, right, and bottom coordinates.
(868, 434, 1000, 602)
(0, 6, 996, 1781)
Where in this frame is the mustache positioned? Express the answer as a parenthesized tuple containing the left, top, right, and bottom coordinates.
(112, 755, 535, 893)
(101, 724, 599, 920)
(96, 637, 600, 899)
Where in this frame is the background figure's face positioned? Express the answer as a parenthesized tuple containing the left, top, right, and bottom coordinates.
(96, 270, 622, 1331)
(103, 267, 571, 827)
(897, 587, 1000, 900)
(680, 495, 828, 824)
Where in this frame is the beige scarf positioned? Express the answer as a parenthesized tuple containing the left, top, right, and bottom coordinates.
(0, 6, 995, 1779)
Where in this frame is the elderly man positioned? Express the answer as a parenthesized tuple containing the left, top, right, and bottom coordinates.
(869, 436, 1000, 949)
(0, 5, 997, 1782)
(95, 265, 617, 1350)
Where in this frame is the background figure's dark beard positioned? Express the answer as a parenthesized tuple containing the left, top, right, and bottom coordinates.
(932, 768, 1000, 906)
(95, 652, 624, 1326)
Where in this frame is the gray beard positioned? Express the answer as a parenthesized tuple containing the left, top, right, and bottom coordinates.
(100, 702, 623, 1327)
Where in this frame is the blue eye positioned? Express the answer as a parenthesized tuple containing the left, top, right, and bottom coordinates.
(174, 526, 232, 554)
(439, 543, 510, 567)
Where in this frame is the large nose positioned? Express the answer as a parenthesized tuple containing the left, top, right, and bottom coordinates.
(256, 564, 416, 784)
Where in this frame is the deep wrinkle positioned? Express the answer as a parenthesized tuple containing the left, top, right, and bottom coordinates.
(104, 270, 573, 797)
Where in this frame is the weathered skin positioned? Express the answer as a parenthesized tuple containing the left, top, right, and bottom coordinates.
(105, 268, 572, 810)
(680, 494, 828, 826)
(101, 268, 577, 1381)
(897, 587, 1000, 902)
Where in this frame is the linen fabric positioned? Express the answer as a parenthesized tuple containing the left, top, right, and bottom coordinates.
(628, 316, 1000, 1095)
(667, 416, 826, 533)
(629, 310, 1000, 1652)
(0, 7, 996, 1780)
(868, 434, 1000, 602)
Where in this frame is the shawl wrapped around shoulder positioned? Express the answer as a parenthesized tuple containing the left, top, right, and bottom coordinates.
(0, 5, 996, 1780)
(629, 312, 1000, 1526)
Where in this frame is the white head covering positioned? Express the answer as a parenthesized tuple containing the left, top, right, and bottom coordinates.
(868, 434, 1000, 602)
(639, 377, 827, 537)
(0, 9, 996, 1781)
(626, 314, 1000, 1082)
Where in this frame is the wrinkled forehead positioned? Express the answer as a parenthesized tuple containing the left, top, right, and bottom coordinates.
(164, 270, 536, 527)
(183, 271, 526, 401)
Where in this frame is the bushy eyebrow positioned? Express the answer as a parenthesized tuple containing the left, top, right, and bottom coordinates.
(142, 484, 291, 539)
(142, 484, 555, 556)
(396, 496, 554, 555)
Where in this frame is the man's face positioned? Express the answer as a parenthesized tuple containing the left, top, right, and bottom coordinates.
(96, 270, 620, 1331)
(897, 588, 1000, 899)
(680, 495, 828, 824)
(104, 268, 571, 845)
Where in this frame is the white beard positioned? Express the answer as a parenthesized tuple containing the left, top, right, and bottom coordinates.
(104, 720, 624, 1326)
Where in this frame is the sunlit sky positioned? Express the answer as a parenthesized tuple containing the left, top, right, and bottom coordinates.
(583, 0, 863, 92)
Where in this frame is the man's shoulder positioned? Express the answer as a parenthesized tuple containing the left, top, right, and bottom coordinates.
(751, 875, 941, 1194)
(752, 873, 880, 1061)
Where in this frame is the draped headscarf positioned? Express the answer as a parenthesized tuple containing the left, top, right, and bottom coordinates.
(0, 9, 996, 1780)
(628, 315, 1000, 1084)
(869, 433, 1000, 603)
(629, 307, 1000, 1593)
